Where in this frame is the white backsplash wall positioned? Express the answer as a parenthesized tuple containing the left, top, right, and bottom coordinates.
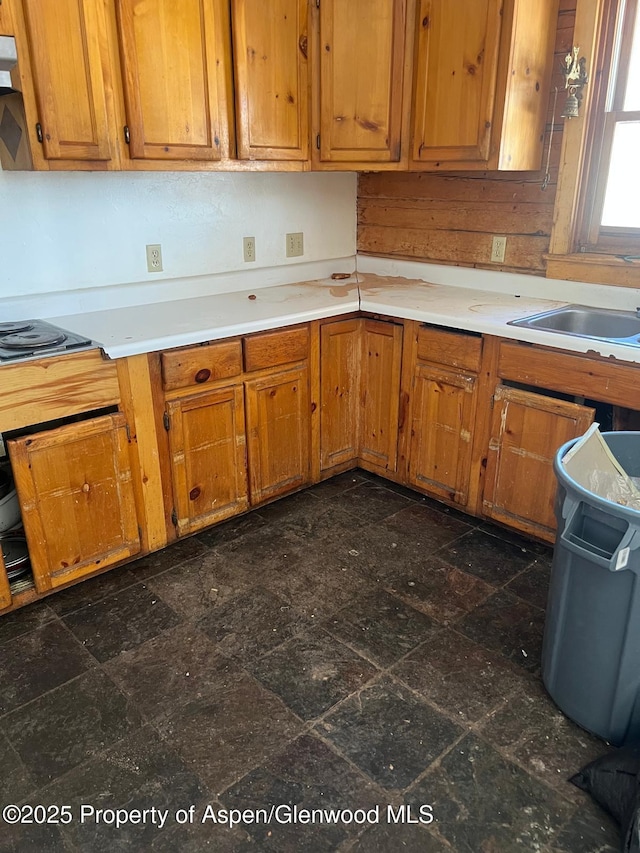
(0, 170, 356, 300)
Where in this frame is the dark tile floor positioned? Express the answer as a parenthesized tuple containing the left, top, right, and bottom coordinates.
(0, 471, 620, 852)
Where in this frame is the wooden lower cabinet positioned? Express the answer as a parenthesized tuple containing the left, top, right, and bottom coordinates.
(7, 413, 140, 593)
(319, 318, 403, 475)
(245, 363, 311, 504)
(166, 385, 248, 537)
(482, 386, 595, 541)
(360, 319, 403, 473)
(408, 363, 478, 506)
(320, 318, 360, 471)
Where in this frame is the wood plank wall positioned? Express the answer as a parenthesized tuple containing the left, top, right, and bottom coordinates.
(357, 0, 576, 276)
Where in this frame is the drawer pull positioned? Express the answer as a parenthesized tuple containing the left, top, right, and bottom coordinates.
(189, 486, 201, 501)
(194, 368, 211, 384)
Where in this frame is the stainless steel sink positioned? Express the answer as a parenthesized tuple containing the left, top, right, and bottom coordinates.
(508, 304, 640, 345)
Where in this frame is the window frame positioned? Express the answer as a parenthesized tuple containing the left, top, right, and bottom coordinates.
(576, 0, 640, 254)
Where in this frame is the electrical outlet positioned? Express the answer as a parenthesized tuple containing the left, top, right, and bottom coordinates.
(491, 236, 507, 263)
(243, 236, 256, 263)
(146, 244, 163, 272)
(286, 232, 304, 258)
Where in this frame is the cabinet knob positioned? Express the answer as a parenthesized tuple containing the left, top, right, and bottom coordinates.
(82, 482, 90, 494)
(189, 486, 201, 501)
(195, 368, 211, 384)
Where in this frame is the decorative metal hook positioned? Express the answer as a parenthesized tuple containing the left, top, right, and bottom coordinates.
(561, 47, 589, 118)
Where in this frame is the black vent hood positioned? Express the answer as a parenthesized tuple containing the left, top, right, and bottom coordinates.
(0, 36, 18, 96)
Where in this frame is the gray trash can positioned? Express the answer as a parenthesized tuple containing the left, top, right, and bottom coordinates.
(542, 431, 640, 746)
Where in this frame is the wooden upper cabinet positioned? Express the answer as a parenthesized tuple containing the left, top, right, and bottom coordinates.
(411, 0, 502, 166)
(232, 0, 309, 161)
(14, 0, 115, 163)
(8, 413, 140, 593)
(313, 0, 411, 167)
(115, 0, 234, 161)
(410, 0, 559, 170)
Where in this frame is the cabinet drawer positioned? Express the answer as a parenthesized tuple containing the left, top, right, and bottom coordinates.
(498, 342, 639, 408)
(417, 326, 482, 372)
(243, 326, 309, 372)
(0, 350, 119, 432)
(162, 340, 242, 391)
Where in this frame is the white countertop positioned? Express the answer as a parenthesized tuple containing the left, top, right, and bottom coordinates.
(48, 270, 640, 365)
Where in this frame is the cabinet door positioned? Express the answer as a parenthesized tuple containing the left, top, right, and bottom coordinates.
(232, 0, 308, 161)
(245, 364, 311, 504)
(360, 320, 403, 473)
(411, 0, 503, 165)
(315, 0, 408, 164)
(115, 0, 233, 161)
(8, 414, 140, 593)
(0, 2, 14, 34)
(408, 363, 477, 505)
(483, 387, 594, 540)
(16, 0, 114, 161)
(320, 319, 360, 471)
(166, 386, 248, 536)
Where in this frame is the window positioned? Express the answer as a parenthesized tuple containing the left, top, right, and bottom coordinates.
(578, 0, 640, 254)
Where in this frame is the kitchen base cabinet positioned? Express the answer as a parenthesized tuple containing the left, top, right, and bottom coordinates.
(245, 364, 311, 504)
(360, 319, 403, 474)
(404, 325, 483, 508)
(8, 413, 140, 593)
(482, 386, 594, 541)
(320, 318, 360, 472)
(408, 363, 477, 505)
(166, 386, 248, 537)
(319, 317, 403, 476)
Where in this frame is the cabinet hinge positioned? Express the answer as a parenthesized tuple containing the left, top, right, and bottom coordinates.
(35, 123, 43, 144)
(163, 412, 170, 431)
(125, 423, 132, 441)
(123, 125, 131, 144)
(0, 433, 5, 458)
(316, 133, 320, 150)
(490, 395, 495, 410)
(137, 525, 142, 541)
(171, 508, 178, 527)
(316, 0, 320, 7)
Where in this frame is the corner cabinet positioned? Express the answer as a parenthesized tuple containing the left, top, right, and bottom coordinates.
(410, 0, 559, 170)
(311, 0, 413, 168)
(8, 413, 140, 592)
(319, 317, 403, 475)
(232, 0, 309, 161)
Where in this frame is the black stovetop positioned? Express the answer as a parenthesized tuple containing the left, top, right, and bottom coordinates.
(0, 319, 96, 362)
